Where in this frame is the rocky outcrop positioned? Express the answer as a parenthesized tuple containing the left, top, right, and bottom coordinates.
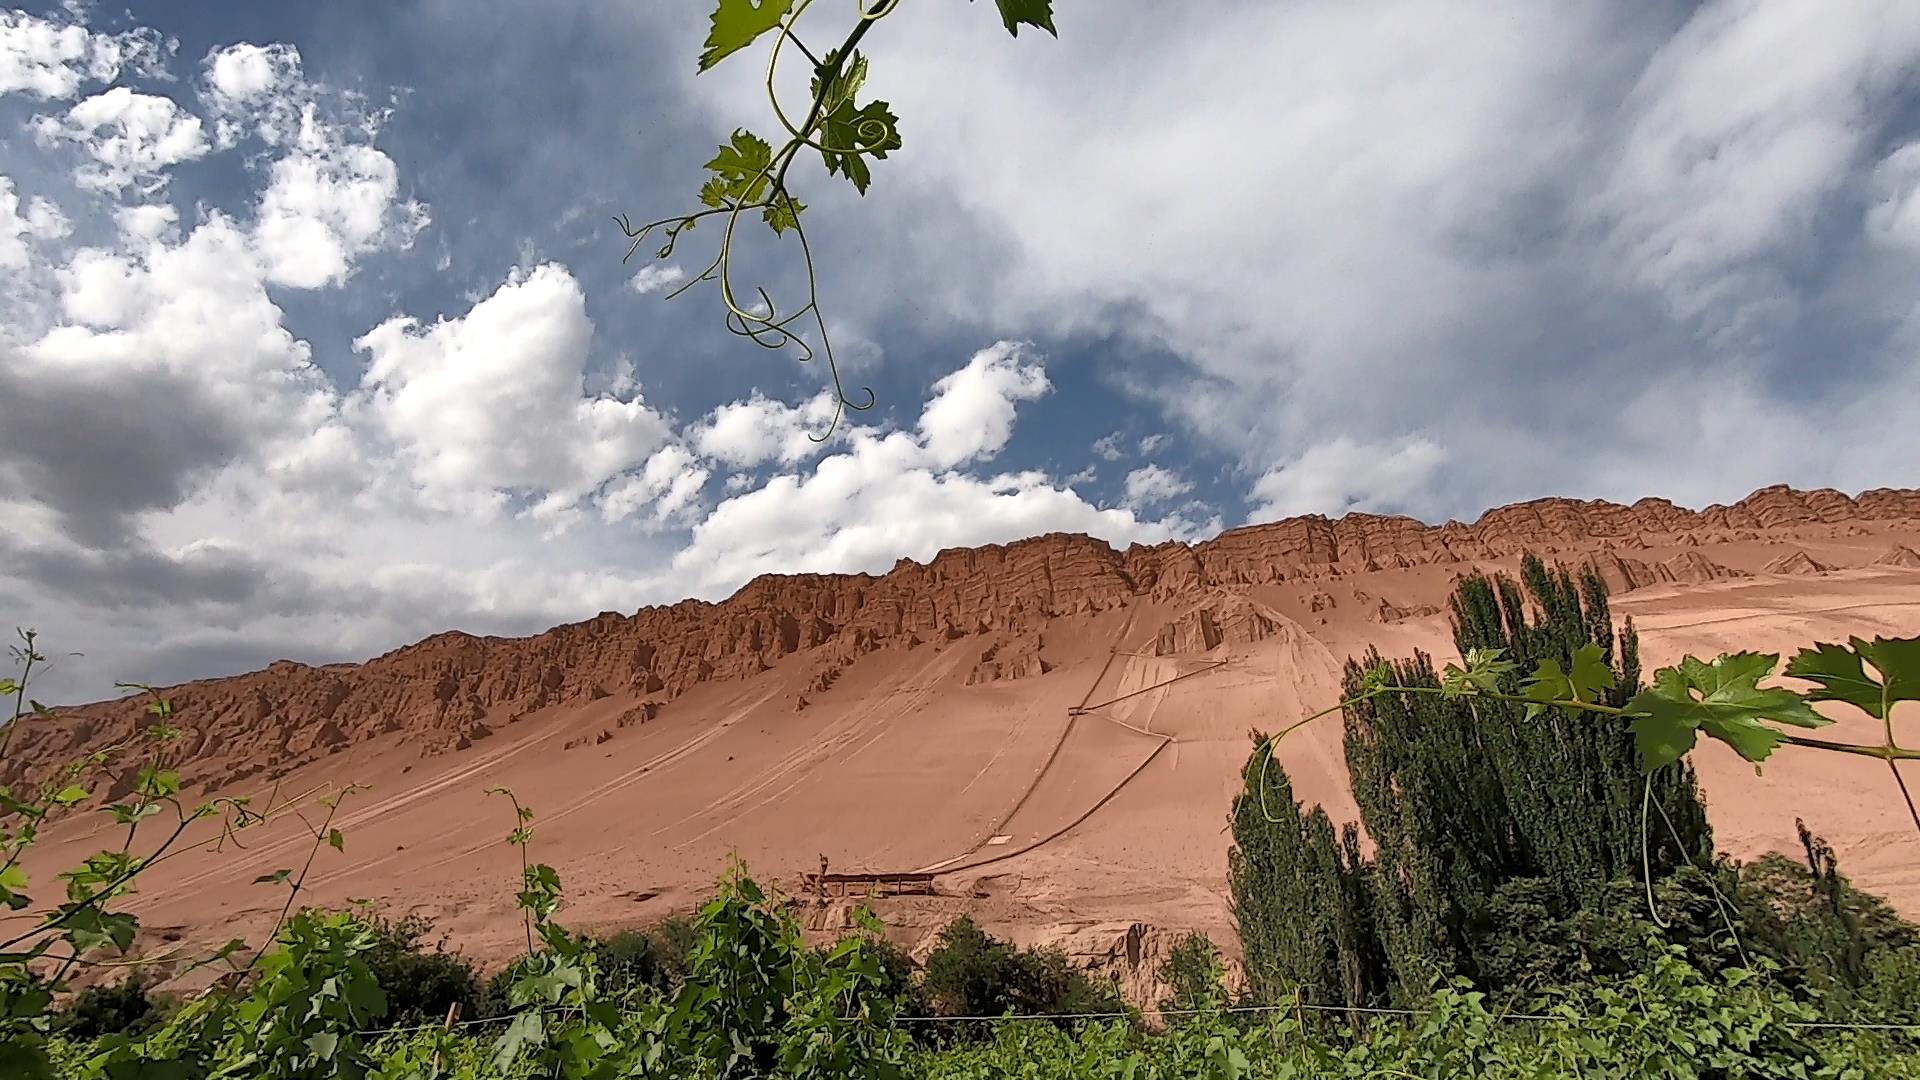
(1875, 545, 1920, 569)
(1764, 550, 1832, 576)
(1152, 595, 1283, 656)
(967, 633, 1051, 685)
(11, 484, 1918, 794)
(1663, 552, 1746, 584)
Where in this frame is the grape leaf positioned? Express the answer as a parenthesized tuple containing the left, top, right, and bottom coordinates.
(1521, 659, 1567, 719)
(1569, 643, 1619, 701)
(818, 98, 900, 195)
(763, 192, 806, 235)
(1625, 652, 1828, 771)
(1784, 635, 1920, 720)
(699, 0, 793, 72)
(1441, 646, 1516, 699)
(977, 0, 1057, 37)
(254, 868, 293, 886)
(327, 828, 344, 853)
(703, 129, 775, 207)
(815, 49, 868, 117)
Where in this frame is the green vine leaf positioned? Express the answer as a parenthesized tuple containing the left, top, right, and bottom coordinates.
(763, 192, 806, 235)
(703, 129, 775, 208)
(978, 0, 1058, 37)
(1784, 635, 1920, 719)
(1441, 647, 1517, 699)
(699, 0, 794, 72)
(1520, 645, 1619, 719)
(819, 98, 900, 195)
(1626, 652, 1829, 772)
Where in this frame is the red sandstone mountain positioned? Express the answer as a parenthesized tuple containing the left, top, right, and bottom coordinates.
(9, 484, 1919, 797)
(13, 484, 1920, 996)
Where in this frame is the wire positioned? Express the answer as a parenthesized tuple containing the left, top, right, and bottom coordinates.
(357, 998, 1920, 1038)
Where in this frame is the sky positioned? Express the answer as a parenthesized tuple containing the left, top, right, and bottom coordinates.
(2, 0, 1919, 702)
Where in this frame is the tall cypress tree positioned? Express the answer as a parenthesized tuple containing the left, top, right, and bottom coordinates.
(1227, 748, 1383, 1016)
(1230, 555, 1716, 1007)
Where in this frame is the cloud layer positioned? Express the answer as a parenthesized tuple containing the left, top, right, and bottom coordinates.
(5, 2, 1920, 700)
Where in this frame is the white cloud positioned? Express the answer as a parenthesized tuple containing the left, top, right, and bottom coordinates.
(628, 263, 687, 295)
(33, 87, 209, 192)
(1137, 432, 1170, 456)
(1123, 464, 1192, 508)
(253, 107, 426, 288)
(918, 341, 1050, 469)
(0, 10, 160, 100)
(1868, 141, 1920, 249)
(1595, 1, 1920, 331)
(1248, 437, 1446, 521)
(24, 194, 70, 240)
(204, 42, 297, 105)
(600, 445, 709, 526)
(0, 179, 35, 268)
(691, 391, 838, 469)
(1091, 433, 1124, 461)
(351, 263, 672, 517)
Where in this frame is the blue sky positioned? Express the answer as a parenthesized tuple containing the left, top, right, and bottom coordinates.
(3, 0, 1920, 700)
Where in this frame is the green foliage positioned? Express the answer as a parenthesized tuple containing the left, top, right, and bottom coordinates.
(356, 915, 482, 1030)
(921, 952, 1920, 1079)
(1153, 934, 1226, 1016)
(1233, 558, 1719, 1010)
(698, 0, 793, 71)
(1787, 636, 1920, 719)
(1628, 653, 1830, 770)
(52, 975, 171, 1041)
(620, 0, 1062, 437)
(976, 0, 1057, 38)
(921, 918, 1128, 1042)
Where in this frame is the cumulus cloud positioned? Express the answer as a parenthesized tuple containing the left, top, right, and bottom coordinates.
(0, 181, 71, 268)
(0, 9, 162, 100)
(351, 264, 672, 517)
(1137, 433, 1170, 456)
(32, 87, 209, 192)
(917, 342, 1051, 468)
(1091, 434, 1125, 461)
(1123, 464, 1192, 508)
(253, 124, 425, 288)
(690, 391, 839, 469)
(1247, 437, 1447, 522)
(628, 263, 687, 295)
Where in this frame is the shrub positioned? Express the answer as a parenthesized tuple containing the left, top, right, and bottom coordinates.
(54, 974, 172, 1041)
(357, 914, 483, 1029)
(921, 917, 1127, 1043)
(591, 928, 670, 1000)
(1154, 933, 1225, 1016)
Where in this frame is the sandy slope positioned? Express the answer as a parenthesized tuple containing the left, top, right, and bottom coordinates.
(17, 492, 1920, 996)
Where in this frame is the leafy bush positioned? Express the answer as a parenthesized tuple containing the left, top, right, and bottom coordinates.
(1154, 933, 1225, 1016)
(920, 917, 1127, 1043)
(357, 914, 482, 1029)
(52, 975, 171, 1041)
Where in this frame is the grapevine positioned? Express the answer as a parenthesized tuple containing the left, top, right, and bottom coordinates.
(615, 0, 1056, 439)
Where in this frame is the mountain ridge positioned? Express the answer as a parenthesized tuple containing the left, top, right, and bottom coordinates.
(8, 483, 1919, 795)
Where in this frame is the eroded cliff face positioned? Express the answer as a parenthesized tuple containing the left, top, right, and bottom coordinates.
(10, 485, 1918, 792)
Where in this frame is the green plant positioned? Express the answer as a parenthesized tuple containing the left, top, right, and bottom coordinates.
(52, 974, 172, 1041)
(0, 632, 359, 1079)
(616, 0, 1056, 437)
(921, 917, 1128, 1044)
(1153, 933, 1225, 1017)
(357, 914, 483, 1030)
